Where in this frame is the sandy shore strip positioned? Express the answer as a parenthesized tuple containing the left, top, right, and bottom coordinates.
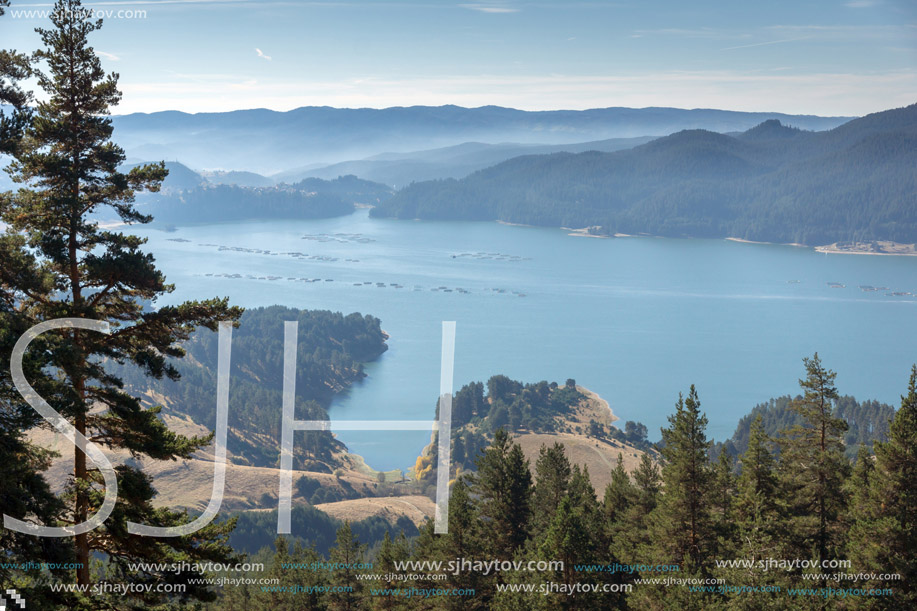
(815, 241, 917, 256)
(563, 226, 632, 239)
(725, 236, 806, 247)
(496, 220, 536, 228)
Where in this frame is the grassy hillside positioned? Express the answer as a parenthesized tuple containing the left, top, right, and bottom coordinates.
(111, 306, 389, 472)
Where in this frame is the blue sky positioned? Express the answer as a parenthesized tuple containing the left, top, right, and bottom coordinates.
(1, 0, 915, 115)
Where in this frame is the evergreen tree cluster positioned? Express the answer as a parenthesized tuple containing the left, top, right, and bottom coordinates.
(227, 505, 418, 558)
(451, 375, 583, 432)
(111, 306, 389, 471)
(207, 356, 917, 610)
(124, 168, 394, 225)
(137, 184, 355, 224)
(443, 376, 585, 473)
(724, 394, 895, 460)
(371, 106, 917, 245)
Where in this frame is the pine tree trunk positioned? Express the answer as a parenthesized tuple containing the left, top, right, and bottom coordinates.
(69, 209, 91, 587)
(74, 396, 90, 586)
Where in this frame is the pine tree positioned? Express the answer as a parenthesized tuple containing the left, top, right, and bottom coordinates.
(0, 332, 72, 604)
(733, 415, 782, 572)
(845, 445, 874, 521)
(710, 448, 736, 555)
(848, 365, 917, 607)
(328, 521, 366, 611)
(473, 429, 532, 559)
(238, 538, 327, 611)
(373, 531, 411, 611)
(720, 416, 786, 610)
(0, 0, 242, 601)
(611, 452, 658, 570)
(735, 416, 779, 526)
(650, 386, 713, 569)
(0, 0, 32, 156)
(632, 452, 660, 516)
(603, 454, 635, 527)
(439, 478, 482, 610)
(408, 518, 445, 610)
(531, 443, 571, 535)
(637, 387, 715, 611)
(558, 464, 623, 610)
(778, 353, 849, 565)
(603, 454, 641, 567)
(1, 3, 73, 603)
(538, 496, 591, 605)
(566, 464, 602, 547)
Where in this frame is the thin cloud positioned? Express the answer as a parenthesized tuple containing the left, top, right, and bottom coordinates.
(633, 27, 751, 40)
(721, 37, 810, 51)
(96, 50, 121, 61)
(116, 69, 917, 117)
(766, 24, 916, 39)
(845, 0, 880, 7)
(460, 4, 520, 13)
(255, 48, 272, 61)
(229, 79, 259, 90)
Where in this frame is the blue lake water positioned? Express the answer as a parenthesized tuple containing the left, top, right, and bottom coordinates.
(133, 210, 917, 470)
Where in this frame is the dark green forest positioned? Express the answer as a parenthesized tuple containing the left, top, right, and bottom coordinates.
(289, 175, 395, 204)
(228, 505, 419, 558)
(129, 172, 393, 225)
(205, 355, 917, 610)
(138, 184, 353, 224)
(721, 395, 895, 460)
(416, 376, 586, 478)
(112, 306, 389, 470)
(371, 105, 917, 245)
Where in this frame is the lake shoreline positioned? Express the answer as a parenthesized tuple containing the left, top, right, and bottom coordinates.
(577, 386, 618, 424)
(562, 226, 633, 239)
(815, 241, 917, 256)
(133, 213, 914, 470)
(725, 236, 807, 248)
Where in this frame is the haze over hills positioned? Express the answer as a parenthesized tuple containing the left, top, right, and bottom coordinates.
(372, 104, 917, 246)
(116, 161, 394, 225)
(276, 136, 658, 188)
(118, 137, 656, 192)
(109, 105, 853, 174)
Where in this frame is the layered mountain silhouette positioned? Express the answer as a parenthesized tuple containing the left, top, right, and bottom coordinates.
(109, 104, 852, 174)
(371, 104, 917, 245)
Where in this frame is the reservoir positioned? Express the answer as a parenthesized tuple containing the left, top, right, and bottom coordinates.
(133, 209, 917, 470)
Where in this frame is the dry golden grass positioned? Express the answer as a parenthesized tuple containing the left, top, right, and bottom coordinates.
(511, 431, 650, 495)
(313, 495, 435, 526)
(26, 414, 387, 513)
(26, 386, 647, 525)
(567, 386, 618, 428)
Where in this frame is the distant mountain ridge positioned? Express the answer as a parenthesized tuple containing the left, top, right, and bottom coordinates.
(278, 136, 658, 187)
(371, 104, 917, 246)
(109, 105, 853, 174)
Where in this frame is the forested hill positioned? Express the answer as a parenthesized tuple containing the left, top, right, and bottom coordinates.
(371, 104, 917, 245)
(112, 306, 389, 471)
(720, 394, 896, 460)
(129, 166, 393, 225)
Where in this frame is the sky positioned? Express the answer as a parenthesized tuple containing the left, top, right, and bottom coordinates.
(1, 0, 915, 116)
